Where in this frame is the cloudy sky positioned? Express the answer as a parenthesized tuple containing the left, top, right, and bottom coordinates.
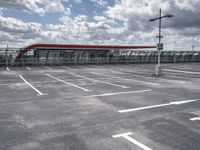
(0, 0, 200, 50)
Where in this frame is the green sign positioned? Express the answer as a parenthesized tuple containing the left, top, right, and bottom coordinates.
(157, 43, 163, 50)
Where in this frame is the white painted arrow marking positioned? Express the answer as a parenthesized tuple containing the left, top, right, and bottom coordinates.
(112, 132, 152, 150)
(119, 99, 200, 113)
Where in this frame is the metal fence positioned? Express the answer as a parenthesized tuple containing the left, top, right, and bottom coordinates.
(0, 48, 200, 66)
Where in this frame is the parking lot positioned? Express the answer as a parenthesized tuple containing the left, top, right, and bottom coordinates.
(0, 63, 200, 150)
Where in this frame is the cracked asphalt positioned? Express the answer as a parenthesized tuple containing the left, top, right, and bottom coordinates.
(0, 63, 200, 150)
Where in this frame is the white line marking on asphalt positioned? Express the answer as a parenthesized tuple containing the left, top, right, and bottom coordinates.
(71, 73, 129, 88)
(6, 67, 10, 71)
(44, 66, 52, 70)
(112, 132, 152, 150)
(61, 66, 72, 70)
(118, 99, 200, 113)
(166, 75, 187, 79)
(156, 77, 187, 84)
(163, 69, 200, 75)
(19, 75, 46, 96)
(87, 89, 152, 98)
(111, 71, 186, 85)
(91, 72, 160, 86)
(111, 70, 125, 74)
(26, 67, 32, 70)
(190, 117, 200, 121)
(71, 72, 100, 82)
(46, 74, 91, 92)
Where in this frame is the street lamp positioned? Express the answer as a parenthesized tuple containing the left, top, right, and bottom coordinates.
(6, 44, 8, 68)
(192, 45, 195, 51)
(149, 9, 173, 76)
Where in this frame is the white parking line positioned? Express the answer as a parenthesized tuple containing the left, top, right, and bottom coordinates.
(6, 67, 10, 71)
(102, 71, 187, 85)
(91, 72, 160, 86)
(26, 67, 32, 70)
(61, 66, 72, 70)
(190, 117, 200, 121)
(118, 99, 200, 113)
(87, 89, 152, 98)
(19, 75, 46, 96)
(46, 74, 91, 92)
(163, 69, 200, 75)
(111, 70, 125, 74)
(112, 132, 152, 150)
(71, 72, 129, 88)
(166, 75, 188, 79)
(44, 66, 52, 70)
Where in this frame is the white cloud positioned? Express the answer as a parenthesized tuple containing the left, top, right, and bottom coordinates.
(73, 0, 82, 4)
(0, 0, 70, 16)
(1, 0, 45, 15)
(1, 0, 200, 49)
(0, 15, 42, 34)
(45, 13, 122, 45)
(105, 0, 200, 49)
(90, 0, 107, 6)
(0, 15, 44, 47)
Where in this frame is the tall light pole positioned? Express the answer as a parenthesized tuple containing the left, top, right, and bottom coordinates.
(6, 44, 8, 68)
(192, 45, 195, 51)
(149, 9, 173, 76)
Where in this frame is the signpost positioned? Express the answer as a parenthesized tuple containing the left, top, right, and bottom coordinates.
(149, 9, 173, 76)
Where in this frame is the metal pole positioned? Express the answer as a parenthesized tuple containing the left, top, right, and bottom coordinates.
(156, 9, 162, 76)
(149, 9, 173, 76)
(158, 9, 161, 66)
(6, 44, 8, 67)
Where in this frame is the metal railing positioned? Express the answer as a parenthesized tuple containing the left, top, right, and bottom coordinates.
(0, 49, 200, 66)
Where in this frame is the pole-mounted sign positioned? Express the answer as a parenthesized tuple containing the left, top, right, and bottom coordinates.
(157, 43, 163, 50)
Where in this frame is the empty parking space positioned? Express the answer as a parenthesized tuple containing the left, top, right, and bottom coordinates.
(0, 63, 200, 150)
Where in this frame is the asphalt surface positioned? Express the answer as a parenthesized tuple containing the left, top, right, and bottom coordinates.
(0, 63, 200, 150)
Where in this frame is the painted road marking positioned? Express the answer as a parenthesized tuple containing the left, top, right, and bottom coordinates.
(118, 99, 200, 113)
(166, 75, 187, 79)
(71, 73, 129, 88)
(61, 66, 72, 70)
(163, 69, 200, 75)
(46, 74, 91, 92)
(19, 75, 46, 96)
(87, 89, 152, 98)
(26, 67, 32, 70)
(112, 132, 152, 150)
(111, 71, 186, 84)
(44, 66, 52, 70)
(6, 67, 10, 71)
(159, 77, 187, 84)
(111, 70, 126, 74)
(91, 72, 160, 86)
(190, 117, 200, 121)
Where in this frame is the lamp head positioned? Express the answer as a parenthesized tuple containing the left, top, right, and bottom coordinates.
(149, 18, 156, 22)
(165, 14, 173, 18)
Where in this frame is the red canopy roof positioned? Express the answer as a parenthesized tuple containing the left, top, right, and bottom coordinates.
(16, 43, 156, 61)
(22, 43, 156, 50)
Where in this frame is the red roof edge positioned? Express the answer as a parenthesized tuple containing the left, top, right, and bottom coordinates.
(15, 43, 156, 61)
